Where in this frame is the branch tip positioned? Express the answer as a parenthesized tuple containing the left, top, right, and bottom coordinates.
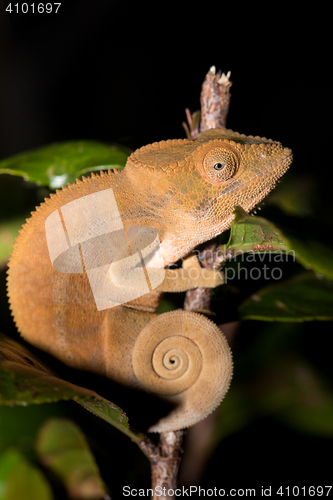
(218, 71, 231, 85)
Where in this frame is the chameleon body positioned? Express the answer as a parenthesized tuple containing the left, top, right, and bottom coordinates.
(7, 128, 292, 432)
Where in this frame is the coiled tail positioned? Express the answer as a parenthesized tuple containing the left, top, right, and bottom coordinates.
(132, 309, 233, 432)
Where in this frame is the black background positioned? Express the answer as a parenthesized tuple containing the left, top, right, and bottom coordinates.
(0, 1, 332, 498)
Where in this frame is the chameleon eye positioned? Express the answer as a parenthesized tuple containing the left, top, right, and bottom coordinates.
(203, 147, 239, 183)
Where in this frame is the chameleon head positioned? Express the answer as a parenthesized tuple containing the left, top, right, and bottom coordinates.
(125, 128, 292, 261)
(190, 128, 293, 226)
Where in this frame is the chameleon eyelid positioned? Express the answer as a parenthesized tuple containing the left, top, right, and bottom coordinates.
(194, 140, 240, 184)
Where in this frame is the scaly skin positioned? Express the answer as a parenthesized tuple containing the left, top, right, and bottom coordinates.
(7, 128, 292, 432)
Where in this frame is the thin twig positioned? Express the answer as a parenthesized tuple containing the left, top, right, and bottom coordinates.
(136, 66, 232, 500)
(180, 66, 233, 486)
(184, 67, 232, 313)
(200, 65, 232, 131)
(138, 431, 184, 500)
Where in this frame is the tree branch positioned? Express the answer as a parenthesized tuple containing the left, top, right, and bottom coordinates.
(200, 66, 232, 131)
(180, 66, 233, 487)
(136, 66, 232, 500)
(137, 431, 184, 499)
(184, 66, 232, 313)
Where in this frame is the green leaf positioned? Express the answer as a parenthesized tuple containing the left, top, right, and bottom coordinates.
(0, 449, 24, 499)
(223, 207, 287, 254)
(0, 333, 143, 444)
(0, 449, 52, 500)
(239, 272, 333, 321)
(0, 404, 75, 456)
(0, 141, 131, 189)
(282, 231, 333, 279)
(5, 462, 53, 500)
(0, 217, 26, 265)
(221, 207, 333, 279)
(36, 418, 108, 500)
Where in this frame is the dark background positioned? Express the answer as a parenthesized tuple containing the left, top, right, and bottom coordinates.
(0, 1, 332, 498)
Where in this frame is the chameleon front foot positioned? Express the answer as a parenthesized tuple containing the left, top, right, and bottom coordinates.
(132, 309, 233, 432)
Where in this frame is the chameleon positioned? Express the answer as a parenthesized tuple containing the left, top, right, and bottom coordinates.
(6, 127, 292, 432)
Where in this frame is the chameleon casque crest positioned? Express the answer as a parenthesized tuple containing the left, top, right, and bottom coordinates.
(7, 128, 292, 432)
